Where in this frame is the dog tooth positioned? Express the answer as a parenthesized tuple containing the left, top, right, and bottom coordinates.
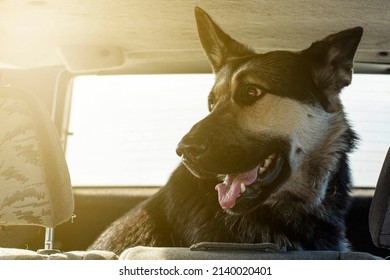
(264, 159, 272, 168)
(240, 183, 246, 193)
(259, 167, 266, 175)
(268, 153, 276, 159)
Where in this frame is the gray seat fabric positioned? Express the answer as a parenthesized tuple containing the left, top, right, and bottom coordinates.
(369, 147, 390, 250)
(0, 248, 118, 260)
(0, 87, 74, 227)
(119, 244, 382, 260)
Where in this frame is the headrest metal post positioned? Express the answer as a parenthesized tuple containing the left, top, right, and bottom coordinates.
(44, 227, 54, 250)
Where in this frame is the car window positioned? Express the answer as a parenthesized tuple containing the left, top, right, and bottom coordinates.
(65, 73, 390, 187)
(66, 74, 211, 186)
(341, 74, 390, 187)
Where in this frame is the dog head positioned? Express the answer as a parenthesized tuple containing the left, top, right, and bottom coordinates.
(176, 7, 362, 215)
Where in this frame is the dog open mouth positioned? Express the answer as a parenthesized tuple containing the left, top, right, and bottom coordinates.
(215, 153, 284, 210)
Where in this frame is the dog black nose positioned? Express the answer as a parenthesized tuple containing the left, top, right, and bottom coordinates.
(176, 137, 208, 160)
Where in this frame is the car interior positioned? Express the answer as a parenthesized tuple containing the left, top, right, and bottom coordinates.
(0, 0, 389, 260)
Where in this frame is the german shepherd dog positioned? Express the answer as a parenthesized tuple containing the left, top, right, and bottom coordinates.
(91, 7, 363, 254)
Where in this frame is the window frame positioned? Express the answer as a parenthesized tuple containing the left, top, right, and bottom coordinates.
(58, 63, 390, 188)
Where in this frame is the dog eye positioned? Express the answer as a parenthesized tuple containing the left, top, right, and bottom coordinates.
(246, 86, 262, 97)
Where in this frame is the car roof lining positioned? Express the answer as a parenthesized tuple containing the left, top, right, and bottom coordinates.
(0, 0, 389, 73)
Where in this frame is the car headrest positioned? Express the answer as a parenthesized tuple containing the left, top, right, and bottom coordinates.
(369, 147, 390, 249)
(0, 87, 74, 228)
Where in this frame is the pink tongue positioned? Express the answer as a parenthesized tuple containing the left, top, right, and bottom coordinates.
(215, 164, 259, 209)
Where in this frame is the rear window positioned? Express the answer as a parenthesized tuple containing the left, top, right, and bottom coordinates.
(66, 74, 211, 186)
(65, 74, 390, 187)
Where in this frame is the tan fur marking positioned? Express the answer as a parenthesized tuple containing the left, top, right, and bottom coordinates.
(266, 108, 351, 212)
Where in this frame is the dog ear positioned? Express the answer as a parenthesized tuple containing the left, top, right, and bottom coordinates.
(303, 27, 363, 112)
(195, 7, 254, 72)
